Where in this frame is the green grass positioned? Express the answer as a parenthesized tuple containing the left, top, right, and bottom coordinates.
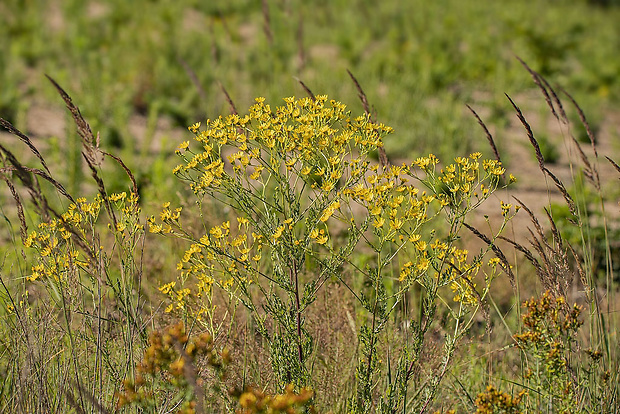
(2, 0, 620, 171)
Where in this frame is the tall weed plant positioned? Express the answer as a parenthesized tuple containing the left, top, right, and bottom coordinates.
(148, 94, 517, 411)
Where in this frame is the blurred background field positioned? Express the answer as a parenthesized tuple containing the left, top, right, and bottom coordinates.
(1, 0, 620, 203)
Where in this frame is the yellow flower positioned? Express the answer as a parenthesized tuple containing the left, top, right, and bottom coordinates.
(416, 257, 429, 272)
(158, 281, 176, 295)
(319, 201, 340, 222)
(272, 225, 285, 241)
(188, 122, 201, 133)
(321, 180, 335, 192)
(231, 234, 247, 248)
(178, 141, 190, 150)
(109, 192, 127, 202)
(316, 234, 328, 245)
(390, 218, 404, 230)
(210, 226, 223, 239)
(409, 234, 421, 243)
(149, 222, 163, 233)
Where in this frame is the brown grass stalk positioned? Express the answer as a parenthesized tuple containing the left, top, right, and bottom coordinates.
(463, 222, 515, 289)
(219, 82, 238, 115)
(261, 0, 273, 45)
(465, 104, 502, 165)
(606, 156, 620, 176)
(346, 69, 389, 170)
(294, 77, 315, 101)
(515, 56, 567, 124)
(0, 118, 50, 174)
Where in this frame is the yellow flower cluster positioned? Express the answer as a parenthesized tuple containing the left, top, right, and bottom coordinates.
(173, 95, 392, 198)
(475, 385, 525, 414)
(23, 192, 143, 283)
(154, 95, 518, 325)
(23, 196, 103, 281)
(148, 201, 181, 234)
(157, 217, 260, 315)
(344, 164, 433, 243)
(108, 192, 144, 239)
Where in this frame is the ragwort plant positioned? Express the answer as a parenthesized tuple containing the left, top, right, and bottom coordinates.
(148, 94, 517, 410)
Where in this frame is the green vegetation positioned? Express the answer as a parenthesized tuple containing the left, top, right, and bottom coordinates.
(1, 0, 620, 169)
(1, 0, 619, 412)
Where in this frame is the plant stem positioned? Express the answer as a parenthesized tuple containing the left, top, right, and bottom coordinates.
(292, 258, 304, 366)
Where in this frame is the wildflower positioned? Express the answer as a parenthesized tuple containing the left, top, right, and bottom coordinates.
(320, 201, 340, 222)
(159, 282, 176, 295)
(390, 217, 404, 230)
(109, 192, 127, 202)
(416, 257, 429, 272)
(316, 234, 328, 245)
(272, 225, 285, 241)
(188, 122, 201, 133)
(373, 217, 385, 228)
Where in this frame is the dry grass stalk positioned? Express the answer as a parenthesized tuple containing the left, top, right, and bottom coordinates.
(0, 165, 75, 203)
(501, 197, 571, 300)
(219, 82, 238, 115)
(506, 93, 578, 216)
(2, 175, 27, 240)
(261, 0, 273, 45)
(0, 149, 96, 262)
(0, 118, 50, 174)
(516, 56, 568, 124)
(560, 87, 599, 158)
(505, 93, 544, 168)
(558, 87, 603, 192)
(178, 57, 208, 115)
(0, 141, 52, 223)
(465, 104, 502, 165)
(46, 76, 124, 227)
(294, 77, 315, 101)
(521, 64, 600, 191)
(463, 222, 516, 289)
(539, 75, 569, 123)
(606, 156, 620, 176)
(346, 69, 389, 170)
(101, 151, 138, 196)
(45, 75, 102, 166)
(544, 206, 564, 251)
(541, 165, 578, 217)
